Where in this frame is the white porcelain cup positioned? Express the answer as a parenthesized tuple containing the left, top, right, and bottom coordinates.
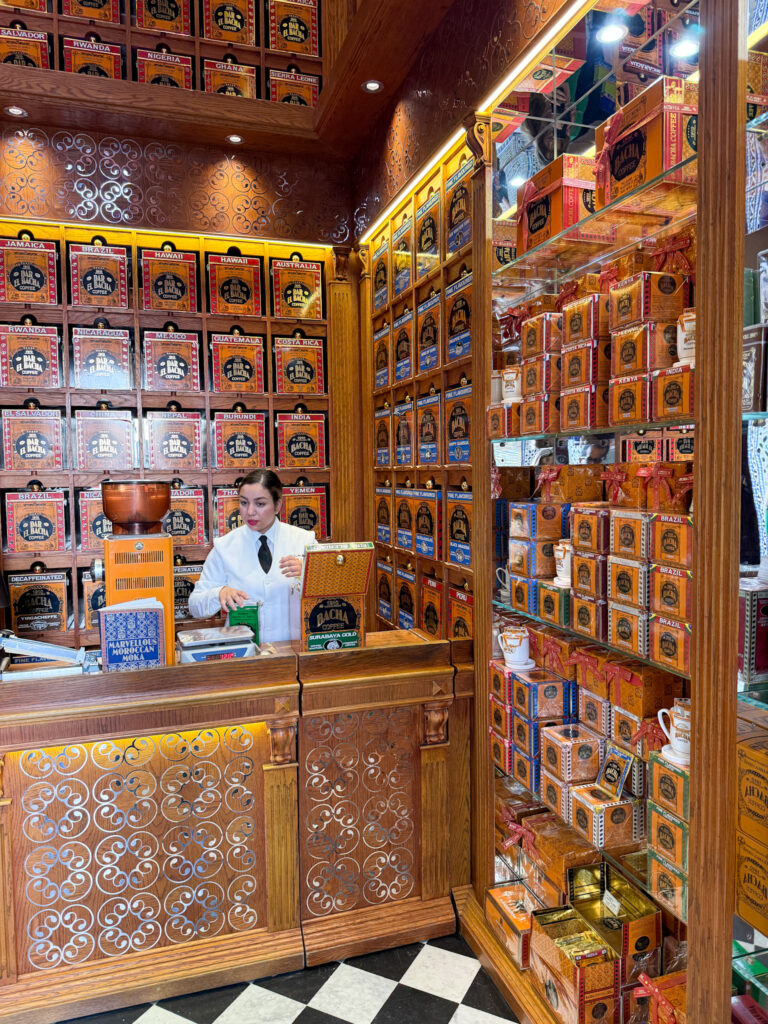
(554, 540, 573, 584)
(496, 566, 511, 602)
(673, 697, 691, 720)
(499, 627, 529, 667)
(658, 705, 691, 761)
(501, 366, 522, 405)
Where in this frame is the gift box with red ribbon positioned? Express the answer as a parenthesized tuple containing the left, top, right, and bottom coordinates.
(534, 464, 604, 504)
(567, 642, 613, 695)
(638, 462, 693, 513)
(607, 657, 683, 719)
(542, 631, 580, 680)
(556, 274, 602, 312)
(601, 463, 649, 509)
(599, 248, 654, 294)
(633, 970, 687, 1023)
(650, 228, 697, 284)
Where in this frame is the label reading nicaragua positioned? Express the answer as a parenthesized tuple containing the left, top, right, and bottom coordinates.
(393, 307, 413, 381)
(417, 292, 441, 372)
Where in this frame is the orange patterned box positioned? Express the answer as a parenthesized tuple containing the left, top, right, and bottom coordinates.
(203, 0, 255, 43)
(516, 154, 609, 254)
(651, 365, 695, 422)
(611, 322, 678, 376)
(600, 463, 648, 509)
(485, 882, 543, 970)
(207, 252, 262, 312)
(541, 724, 605, 783)
(571, 505, 610, 553)
(210, 333, 265, 393)
(649, 614, 691, 675)
(570, 784, 644, 849)
(578, 687, 611, 737)
(572, 551, 608, 598)
(512, 668, 572, 720)
(521, 353, 561, 397)
(607, 556, 649, 610)
(0, 324, 60, 389)
(649, 564, 693, 620)
(570, 592, 608, 643)
(610, 509, 651, 559)
(608, 373, 650, 426)
(559, 383, 609, 431)
(561, 293, 610, 345)
(448, 585, 473, 639)
(560, 339, 611, 387)
(508, 538, 557, 578)
(540, 768, 575, 822)
(520, 312, 562, 358)
(608, 272, 688, 332)
(534, 466, 604, 504)
(606, 659, 683, 718)
(490, 728, 514, 775)
(141, 249, 197, 310)
(276, 412, 326, 469)
(639, 462, 693, 513)
(267, 0, 319, 55)
(608, 603, 649, 657)
(650, 513, 693, 568)
(213, 411, 267, 469)
(490, 695, 514, 739)
(521, 393, 560, 435)
(567, 643, 614, 698)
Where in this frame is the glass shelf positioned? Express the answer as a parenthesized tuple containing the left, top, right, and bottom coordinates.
(492, 418, 695, 448)
(492, 598, 691, 680)
(747, 108, 768, 136)
(492, 156, 698, 304)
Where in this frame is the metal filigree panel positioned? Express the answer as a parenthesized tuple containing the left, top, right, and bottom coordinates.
(299, 707, 419, 918)
(6, 724, 268, 972)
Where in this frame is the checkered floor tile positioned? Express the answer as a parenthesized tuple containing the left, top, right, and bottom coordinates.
(61, 936, 520, 1024)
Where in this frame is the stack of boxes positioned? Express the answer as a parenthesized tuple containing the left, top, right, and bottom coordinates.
(507, 497, 568, 621)
(647, 750, 691, 923)
(559, 282, 611, 432)
(519, 311, 563, 435)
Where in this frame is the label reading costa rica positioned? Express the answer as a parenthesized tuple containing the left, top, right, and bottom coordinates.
(274, 333, 325, 393)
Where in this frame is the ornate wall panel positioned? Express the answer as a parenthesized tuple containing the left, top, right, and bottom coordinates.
(353, 0, 570, 235)
(0, 127, 352, 243)
(5, 724, 270, 973)
(299, 707, 420, 919)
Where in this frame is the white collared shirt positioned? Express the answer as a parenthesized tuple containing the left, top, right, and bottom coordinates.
(188, 519, 316, 642)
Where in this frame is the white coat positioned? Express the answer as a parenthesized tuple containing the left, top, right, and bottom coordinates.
(188, 519, 316, 642)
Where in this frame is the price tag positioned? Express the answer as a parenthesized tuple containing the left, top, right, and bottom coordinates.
(603, 889, 622, 917)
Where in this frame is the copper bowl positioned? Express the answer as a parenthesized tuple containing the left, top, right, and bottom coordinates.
(101, 479, 171, 535)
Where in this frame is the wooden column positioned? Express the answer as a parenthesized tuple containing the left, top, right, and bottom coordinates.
(421, 702, 451, 900)
(0, 757, 16, 987)
(358, 245, 378, 632)
(689, 0, 746, 1019)
(264, 719, 300, 933)
(328, 245, 364, 541)
(465, 112, 494, 900)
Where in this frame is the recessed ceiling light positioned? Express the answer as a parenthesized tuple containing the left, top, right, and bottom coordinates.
(226, 133, 243, 144)
(509, 175, 527, 188)
(4, 105, 27, 118)
(596, 20, 629, 44)
(670, 36, 699, 59)
(362, 79, 383, 93)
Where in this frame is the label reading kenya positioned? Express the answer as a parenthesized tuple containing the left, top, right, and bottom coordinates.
(416, 391, 440, 464)
(213, 411, 267, 469)
(0, 29, 50, 69)
(69, 243, 128, 306)
(207, 253, 262, 314)
(446, 161, 472, 253)
(415, 192, 440, 280)
(274, 333, 325, 393)
(0, 238, 57, 304)
(210, 333, 265, 393)
(5, 490, 66, 553)
(281, 484, 327, 538)
(393, 308, 413, 382)
(268, 0, 319, 55)
(203, 0, 255, 44)
(417, 292, 441, 372)
(63, 38, 122, 78)
(447, 488, 472, 566)
(267, 68, 320, 106)
(72, 327, 132, 390)
(446, 271, 472, 361)
(136, 49, 193, 89)
(372, 239, 389, 312)
(392, 217, 413, 297)
(141, 249, 197, 311)
(142, 330, 200, 391)
(0, 324, 60, 389)
(276, 412, 326, 469)
(270, 256, 323, 320)
(136, 0, 190, 36)
(373, 322, 391, 389)
(145, 410, 203, 470)
(74, 409, 134, 470)
(2, 408, 64, 471)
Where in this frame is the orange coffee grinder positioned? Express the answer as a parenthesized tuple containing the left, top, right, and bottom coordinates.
(91, 480, 176, 664)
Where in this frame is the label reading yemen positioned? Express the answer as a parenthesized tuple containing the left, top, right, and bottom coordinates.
(271, 257, 323, 320)
(72, 327, 132, 390)
(282, 485, 327, 538)
(210, 333, 265, 392)
(0, 324, 60, 388)
(203, 0, 255, 43)
(274, 334, 325, 394)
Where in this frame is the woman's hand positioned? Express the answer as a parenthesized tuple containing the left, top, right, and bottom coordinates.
(219, 586, 249, 613)
(279, 555, 303, 579)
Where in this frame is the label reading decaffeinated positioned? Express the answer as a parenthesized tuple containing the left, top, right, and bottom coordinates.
(165, 486, 206, 544)
(210, 333, 265, 392)
(72, 327, 132, 390)
(62, 38, 122, 77)
(203, 0, 255, 44)
(281, 484, 327, 538)
(174, 564, 203, 620)
(417, 292, 441, 373)
(445, 160, 472, 253)
(136, 0, 190, 35)
(0, 324, 60, 389)
(274, 333, 325, 393)
(0, 29, 50, 69)
(142, 330, 200, 391)
(9, 571, 68, 633)
(2, 409, 63, 471)
(267, 68, 320, 106)
(446, 270, 472, 361)
(207, 253, 262, 313)
(136, 49, 193, 88)
(392, 216, 413, 297)
(74, 409, 134, 470)
(141, 249, 197, 311)
(5, 490, 66, 553)
(69, 243, 128, 306)
(145, 410, 203, 470)
(267, 0, 319, 55)
(275, 411, 326, 468)
(415, 192, 440, 280)
(213, 411, 267, 468)
(0, 238, 57, 304)
(270, 256, 323, 320)
(393, 308, 413, 382)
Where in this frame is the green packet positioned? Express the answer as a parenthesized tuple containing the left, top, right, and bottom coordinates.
(227, 602, 260, 643)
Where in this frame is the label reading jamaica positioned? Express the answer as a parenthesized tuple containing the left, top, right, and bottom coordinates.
(268, 0, 319, 57)
(0, 238, 57, 304)
(210, 333, 265, 393)
(271, 256, 323, 319)
(208, 253, 262, 313)
(203, 0, 255, 44)
(141, 249, 197, 311)
(274, 334, 325, 394)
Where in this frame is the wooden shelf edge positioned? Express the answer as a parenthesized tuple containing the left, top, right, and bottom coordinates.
(453, 885, 559, 1024)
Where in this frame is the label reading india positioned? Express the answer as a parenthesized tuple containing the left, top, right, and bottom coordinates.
(374, 323, 390, 389)
(373, 240, 388, 311)
(393, 308, 413, 382)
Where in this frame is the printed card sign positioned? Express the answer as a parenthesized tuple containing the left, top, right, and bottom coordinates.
(136, 0, 191, 35)
(395, 488, 413, 551)
(74, 409, 134, 470)
(203, 60, 258, 97)
(397, 566, 416, 629)
(267, 68, 320, 106)
(373, 239, 389, 312)
(393, 307, 413, 382)
(136, 49, 193, 89)
(2, 409, 63, 471)
(210, 333, 265, 392)
(141, 249, 197, 311)
(267, 0, 319, 55)
(374, 322, 391, 389)
(446, 160, 472, 253)
(215, 486, 242, 536)
(0, 324, 60, 388)
(276, 411, 326, 469)
(446, 271, 472, 361)
(270, 256, 323, 320)
(165, 486, 206, 544)
(6, 490, 66, 553)
(63, 38, 122, 77)
(421, 575, 444, 637)
(412, 488, 441, 559)
(0, 30, 50, 69)
(72, 327, 132, 390)
(394, 398, 414, 466)
(392, 216, 413, 297)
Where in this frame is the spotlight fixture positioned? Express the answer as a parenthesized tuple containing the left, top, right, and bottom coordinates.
(362, 79, 383, 93)
(4, 105, 27, 118)
(509, 175, 527, 189)
(596, 19, 629, 45)
(226, 133, 243, 144)
(669, 36, 699, 59)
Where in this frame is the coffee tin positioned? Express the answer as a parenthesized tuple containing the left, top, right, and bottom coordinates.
(275, 411, 326, 468)
(203, 0, 255, 43)
(396, 564, 416, 629)
(140, 249, 198, 311)
(446, 489, 472, 567)
(373, 321, 391, 389)
(267, 67, 320, 106)
(393, 307, 414, 382)
(142, 330, 200, 391)
(417, 291, 441, 373)
(445, 271, 472, 362)
(415, 191, 440, 280)
(5, 490, 66, 553)
(411, 487, 442, 559)
(267, 0, 319, 55)
(392, 216, 413, 298)
(0, 29, 50, 69)
(2, 408, 64, 470)
(145, 410, 203, 470)
(0, 238, 57, 305)
(74, 408, 134, 470)
(136, 0, 191, 36)
(445, 160, 472, 253)
(71, 327, 132, 390)
(0, 324, 60, 389)
(270, 256, 323, 319)
(9, 570, 68, 633)
(420, 574, 444, 638)
(136, 49, 193, 89)
(166, 486, 206, 544)
(416, 390, 441, 465)
(208, 252, 262, 312)
(213, 410, 267, 468)
(281, 483, 328, 538)
(214, 486, 242, 536)
(63, 38, 122, 78)
(78, 488, 112, 550)
(210, 333, 265, 392)
(374, 405, 391, 466)
(274, 332, 325, 393)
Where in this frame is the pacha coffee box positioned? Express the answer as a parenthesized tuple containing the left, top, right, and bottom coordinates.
(165, 486, 206, 544)
(274, 332, 325, 393)
(0, 324, 60, 389)
(374, 404, 391, 466)
(69, 242, 128, 306)
(78, 488, 112, 550)
(372, 237, 389, 312)
(71, 326, 132, 390)
(415, 191, 440, 280)
(0, 237, 57, 304)
(203, 0, 255, 44)
(203, 59, 256, 98)
(395, 487, 413, 551)
(136, 0, 190, 35)
(270, 254, 323, 319)
(416, 389, 441, 464)
(173, 563, 203, 620)
(394, 397, 414, 466)
(207, 252, 262, 311)
(373, 321, 391, 389)
(63, 0, 119, 22)
(145, 410, 203, 470)
(392, 215, 413, 297)
(214, 486, 242, 536)
(210, 333, 265, 392)
(276, 411, 326, 469)
(5, 490, 66, 553)
(393, 307, 414, 382)
(417, 291, 441, 373)
(445, 381, 472, 463)
(267, 0, 319, 55)
(213, 410, 267, 468)
(448, 584, 473, 638)
(411, 487, 442, 559)
(376, 556, 393, 622)
(140, 248, 198, 311)
(81, 569, 106, 629)
(267, 67, 320, 106)
(9, 570, 68, 632)
(446, 270, 472, 362)
(396, 563, 416, 629)
(375, 481, 392, 544)
(143, 330, 200, 391)
(421, 574, 444, 637)
(447, 488, 472, 567)
(2, 408, 64, 471)
(300, 541, 373, 650)
(136, 49, 193, 89)
(74, 408, 135, 470)
(445, 159, 472, 253)
(281, 483, 328, 538)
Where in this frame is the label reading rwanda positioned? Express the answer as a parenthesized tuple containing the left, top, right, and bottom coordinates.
(417, 292, 441, 372)
(446, 271, 472, 361)
(416, 391, 440, 464)
(392, 217, 412, 296)
(415, 192, 440, 279)
(373, 239, 389, 312)
(210, 334, 265, 393)
(393, 308, 413, 381)
(446, 161, 472, 253)
(0, 324, 60, 388)
(373, 323, 391, 389)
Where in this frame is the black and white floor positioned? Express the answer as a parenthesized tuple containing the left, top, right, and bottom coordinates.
(64, 936, 520, 1024)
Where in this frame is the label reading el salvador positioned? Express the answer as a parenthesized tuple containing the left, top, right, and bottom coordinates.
(373, 240, 388, 311)
(417, 292, 440, 372)
(447, 489, 472, 566)
(446, 272, 472, 360)
(393, 307, 413, 382)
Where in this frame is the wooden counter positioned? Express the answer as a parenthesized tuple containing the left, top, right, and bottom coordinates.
(0, 630, 472, 1023)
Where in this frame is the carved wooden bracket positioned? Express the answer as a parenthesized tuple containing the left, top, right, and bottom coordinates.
(463, 112, 492, 170)
(423, 701, 450, 745)
(358, 245, 369, 276)
(268, 718, 297, 765)
(332, 245, 352, 281)
(431, 679, 448, 696)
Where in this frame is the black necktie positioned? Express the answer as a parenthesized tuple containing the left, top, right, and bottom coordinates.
(258, 535, 272, 574)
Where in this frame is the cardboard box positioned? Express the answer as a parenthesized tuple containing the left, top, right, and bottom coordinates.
(607, 556, 649, 609)
(650, 849, 688, 922)
(606, 659, 682, 718)
(490, 728, 514, 775)
(601, 463, 648, 509)
(516, 154, 608, 253)
(514, 748, 541, 794)
(566, 642, 613, 696)
(510, 572, 538, 615)
(526, 813, 605, 893)
(5, 490, 66, 553)
(651, 365, 695, 422)
(490, 694, 514, 739)
(649, 751, 690, 821)
(570, 784, 644, 849)
(650, 564, 693, 620)
(622, 430, 666, 463)
(508, 501, 567, 540)
(572, 504, 611, 553)
(448, 585, 473, 638)
(521, 352, 561, 397)
(609, 603, 649, 657)
(509, 538, 557, 578)
(210, 334, 265, 393)
(665, 426, 695, 463)
(649, 614, 692, 675)
(541, 768, 575, 822)
(534, 465, 604, 504)
(520, 312, 562, 358)
(2, 408, 64, 472)
(559, 383, 610, 431)
(610, 509, 651, 559)
(561, 293, 610, 345)
(609, 273, 688, 332)
(300, 542, 372, 651)
(542, 632, 580, 681)
(538, 581, 570, 627)
(648, 800, 689, 872)
(202, 59, 258, 98)
(514, 714, 569, 759)
(572, 551, 608, 599)
(136, 49, 193, 89)
(611, 322, 679, 376)
(9, 570, 68, 633)
(485, 882, 544, 970)
(273, 332, 324, 394)
(520, 393, 560, 434)
(740, 580, 768, 686)
(561, 338, 612, 387)
(571, 592, 608, 642)
(541, 723, 605, 783)
(608, 373, 651, 426)
(512, 668, 574, 720)
(650, 513, 693, 568)
(579, 687, 612, 738)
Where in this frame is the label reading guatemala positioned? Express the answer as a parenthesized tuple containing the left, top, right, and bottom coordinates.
(393, 308, 413, 382)
(418, 292, 440, 372)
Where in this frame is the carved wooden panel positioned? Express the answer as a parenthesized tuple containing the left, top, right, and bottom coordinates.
(5, 724, 270, 973)
(0, 127, 352, 243)
(299, 707, 420, 919)
(353, 0, 570, 234)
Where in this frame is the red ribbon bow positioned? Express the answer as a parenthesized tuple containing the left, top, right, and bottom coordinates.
(596, 108, 624, 195)
(634, 972, 687, 1024)
(603, 661, 638, 704)
(556, 279, 580, 311)
(638, 464, 675, 508)
(566, 649, 603, 686)
(601, 465, 628, 504)
(534, 466, 562, 502)
(672, 472, 694, 508)
(543, 635, 568, 676)
(651, 234, 694, 278)
(630, 719, 667, 753)
(504, 820, 539, 860)
(598, 264, 620, 293)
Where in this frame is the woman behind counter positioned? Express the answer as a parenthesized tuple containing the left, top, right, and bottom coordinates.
(189, 469, 316, 643)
